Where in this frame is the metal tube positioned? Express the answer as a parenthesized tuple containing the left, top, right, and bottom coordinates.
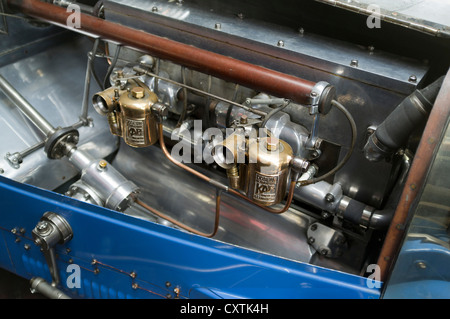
(0, 74, 55, 137)
(136, 189, 222, 238)
(7, 0, 317, 105)
(80, 38, 100, 123)
(30, 277, 71, 299)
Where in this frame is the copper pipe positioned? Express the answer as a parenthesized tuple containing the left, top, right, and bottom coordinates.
(7, 0, 316, 105)
(136, 191, 222, 238)
(158, 123, 212, 184)
(157, 123, 296, 215)
(377, 70, 450, 282)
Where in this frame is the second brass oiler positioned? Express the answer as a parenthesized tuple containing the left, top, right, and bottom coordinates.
(93, 85, 160, 148)
(214, 132, 295, 206)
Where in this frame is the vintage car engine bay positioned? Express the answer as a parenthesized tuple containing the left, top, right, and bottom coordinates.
(0, 0, 449, 299)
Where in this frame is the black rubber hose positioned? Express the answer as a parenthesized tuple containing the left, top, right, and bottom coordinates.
(369, 76, 444, 160)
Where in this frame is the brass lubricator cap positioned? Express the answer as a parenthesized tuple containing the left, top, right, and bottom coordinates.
(266, 137, 279, 151)
(131, 87, 145, 99)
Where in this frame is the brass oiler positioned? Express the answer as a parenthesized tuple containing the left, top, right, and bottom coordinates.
(244, 137, 293, 206)
(117, 86, 159, 147)
(213, 132, 294, 206)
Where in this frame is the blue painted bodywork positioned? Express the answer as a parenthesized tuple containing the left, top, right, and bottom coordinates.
(0, 176, 381, 299)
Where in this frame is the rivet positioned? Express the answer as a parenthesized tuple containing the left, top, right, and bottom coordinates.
(350, 59, 359, 67)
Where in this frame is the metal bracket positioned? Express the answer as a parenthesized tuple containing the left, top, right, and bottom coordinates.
(307, 222, 347, 258)
(32, 212, 73, 286)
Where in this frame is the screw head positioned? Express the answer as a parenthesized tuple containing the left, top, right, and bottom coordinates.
(36, 221, 49, 233)
(350, 59, 359, 67)
(409, 75, 417, 83)
(151, 6, 158, 12)
(416, 261, 427, 269)
(98, 160, 108, 169)
(214, 23, 221, 30)
(277, 40, 284, 47)
(310, 224, 317, 231)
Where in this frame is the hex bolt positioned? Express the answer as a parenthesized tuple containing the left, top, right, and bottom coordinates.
(350, 59, 359, 67)
(240, 114, 248, 124)
(131, 87, 145, 99)
(151, 6, 158, 12)
(214, 23, 221, 30)
(321, 249, 328, 256)
(409, 75, 417, 83)
(132, 283, 138, 290)
(10, 228, 17, 234)
(325, 193, 335, 203)
(266, 138, 279, 151)
(130, 271, 137, 279)
(321, 212, 330, 219)
(94, 268, 100, 275)
(277, 40, 284, 47)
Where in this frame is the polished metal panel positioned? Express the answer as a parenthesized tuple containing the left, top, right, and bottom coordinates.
(115, 139, 317, 265)
(0, 36, 118, 191)
(105, 0, 428, 94)
(317, 0, 450, 37)
(0, 16, 67, 68)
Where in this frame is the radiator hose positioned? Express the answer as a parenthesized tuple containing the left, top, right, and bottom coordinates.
(364, 75, 444, 162)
